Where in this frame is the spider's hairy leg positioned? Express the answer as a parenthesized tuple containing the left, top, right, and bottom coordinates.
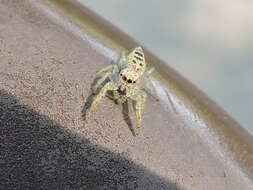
(117, 51, 128, 68)
(92, 71, 111, 93)
(144, 77, 159, 101)
(88, 82, 115, 118)
(120, 51, 128, 63)
(144, 67, 155, 76)
(92, 64, 114, 80)
(129, 91, 147, 136)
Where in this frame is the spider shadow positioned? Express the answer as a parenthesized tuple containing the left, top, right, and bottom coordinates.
(81, 92, 95, 121)
(122, 100, 136, 136)
(82, 75, 109, 120)
(82, 76, 136, 136)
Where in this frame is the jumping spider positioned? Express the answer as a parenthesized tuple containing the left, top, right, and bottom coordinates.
(85, 47, 158, 136)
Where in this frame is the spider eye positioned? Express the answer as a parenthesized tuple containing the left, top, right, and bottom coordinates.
(140, 63, 143, 66)
(127, 79, 132, 83)
(122, 76, 127, 81)
(133, 81, 136, 83)
(120, 73, 123, 76)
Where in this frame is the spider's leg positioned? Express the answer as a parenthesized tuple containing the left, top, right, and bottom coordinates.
(120, 51, 128, 63)
(88, 81, 115, 118)
(117, 51, 128, 69)
(143, 77, 159, 101)
(144, 67, 155, 76)
(92, 71, 111, 93)
(129, 90, 147, 136)
(93, 64, 114, 80)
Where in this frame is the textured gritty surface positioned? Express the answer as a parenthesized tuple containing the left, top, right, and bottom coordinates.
(0, 1, 252, 190)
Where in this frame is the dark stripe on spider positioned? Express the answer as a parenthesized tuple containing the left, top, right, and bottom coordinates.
(135, 51, 143, 57)
(134, 56, 143, 61)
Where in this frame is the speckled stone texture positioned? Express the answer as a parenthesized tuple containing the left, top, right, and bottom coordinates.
(0, 1, 252, 190)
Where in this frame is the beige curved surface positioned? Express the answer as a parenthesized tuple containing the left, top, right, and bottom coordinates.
(0, 0, 252, 189)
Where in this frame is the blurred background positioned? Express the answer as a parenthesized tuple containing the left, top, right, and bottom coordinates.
(78, 0, 253, 132)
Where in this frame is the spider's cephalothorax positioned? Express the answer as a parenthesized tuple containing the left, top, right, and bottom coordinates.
(86, 47, 158, 136)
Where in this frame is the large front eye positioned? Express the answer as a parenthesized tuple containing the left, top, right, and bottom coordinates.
(127, 79, 132, 83)
(122, 76, 127, 81)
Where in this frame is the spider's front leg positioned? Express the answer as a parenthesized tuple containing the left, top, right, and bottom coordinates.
(88, 81, 116, 118)
(143, 67, 159, 101)
(143, 77, 159, 101)
(119, 51, 127, 63)
(92, 71, 111, 94)
(92, 64, 114, 80)
(129, 90, 147, 136)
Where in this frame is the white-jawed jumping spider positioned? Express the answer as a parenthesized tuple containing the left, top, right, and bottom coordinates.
(85, 47, 158, 136)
